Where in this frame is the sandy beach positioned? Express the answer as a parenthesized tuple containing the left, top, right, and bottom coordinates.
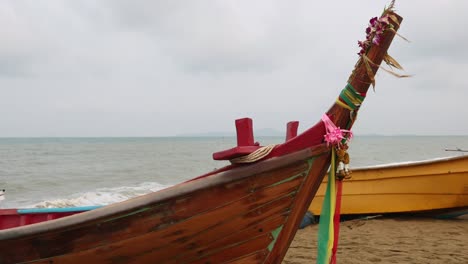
(284, 215, 468, 264)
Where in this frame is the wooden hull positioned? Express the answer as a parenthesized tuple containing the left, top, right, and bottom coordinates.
(309, 155, 468, 216)
(0, 147, 329, 264)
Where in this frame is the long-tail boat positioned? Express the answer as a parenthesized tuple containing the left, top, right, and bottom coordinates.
(0, 6, 404, 264)
(309, 155, 468, 218)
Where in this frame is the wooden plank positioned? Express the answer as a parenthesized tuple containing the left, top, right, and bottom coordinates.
(0, 162, 308, 263)
(225, 250, 270, 264)
(174, 215, 287, 263)
(54, 191, 294, 263)
(265, 155, 329, 263)
(28, 196, 291, 264)
(170, 162, 308, 219)
(189, 233, 273, 264)
(0, 204, 173, 263)
(125, 215, 286, 264)
(24, 166, 305, 264)
(122, 191, 293, 263)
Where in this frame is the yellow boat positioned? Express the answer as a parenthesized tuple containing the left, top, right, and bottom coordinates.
(309, 155, 468, 218)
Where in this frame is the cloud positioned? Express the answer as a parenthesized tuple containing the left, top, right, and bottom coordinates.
(0, 0, 467, 136)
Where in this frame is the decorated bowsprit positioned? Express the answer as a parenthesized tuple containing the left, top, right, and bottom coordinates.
(0, 4, 406, 264)
(316, 2, 409, 263)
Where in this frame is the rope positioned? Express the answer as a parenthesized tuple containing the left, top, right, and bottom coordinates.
(336, 83, 366, 111)
(229, 144, 277, 164)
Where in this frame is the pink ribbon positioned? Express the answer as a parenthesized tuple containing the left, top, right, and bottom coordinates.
(321, 114, 353, 146)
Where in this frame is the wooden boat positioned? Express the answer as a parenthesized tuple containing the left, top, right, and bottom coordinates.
(0, 9, 404, 264)
(309, 155, 468, 218)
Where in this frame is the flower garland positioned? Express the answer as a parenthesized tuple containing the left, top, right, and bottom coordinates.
(358, 15, 392, 56)
(355, 0, 410, 88)
(358, 0, 397, 56)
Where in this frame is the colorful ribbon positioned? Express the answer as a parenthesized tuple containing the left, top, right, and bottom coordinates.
(336, 83, 366, 111)
(317, 114, 350, 264)
(317, 150, 337, 264)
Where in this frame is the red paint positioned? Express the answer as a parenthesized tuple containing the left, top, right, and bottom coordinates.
(213, 116, 327, 161)
(235, 118, 255, 146)
(213, 118, 261, 160)
(270, 121, 326, 157)
(285, 121, 299, 141)
(330, 179, 343, 264)
(0, 210, 85, 230)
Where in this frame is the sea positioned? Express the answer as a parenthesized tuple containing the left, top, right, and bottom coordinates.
(1, 136, 467, 209)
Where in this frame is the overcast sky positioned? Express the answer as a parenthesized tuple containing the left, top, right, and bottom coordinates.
(1, 1, 467, 137)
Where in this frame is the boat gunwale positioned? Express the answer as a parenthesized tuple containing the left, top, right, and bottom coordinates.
(0, 144, 329, 241)
(353, 155, 468, 171)
(319, 155, 468, 183)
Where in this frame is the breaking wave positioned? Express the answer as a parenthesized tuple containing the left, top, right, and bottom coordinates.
(29, 182, 171, 208)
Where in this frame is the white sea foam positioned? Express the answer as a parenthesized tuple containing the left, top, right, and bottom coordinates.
(29, 182, 171, 208)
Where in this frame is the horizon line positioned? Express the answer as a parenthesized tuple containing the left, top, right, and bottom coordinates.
(0, 134, 467, 138)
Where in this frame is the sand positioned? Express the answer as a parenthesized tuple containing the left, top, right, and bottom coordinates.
(283, 215, 468, 264)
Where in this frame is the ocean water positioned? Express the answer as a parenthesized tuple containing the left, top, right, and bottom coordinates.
(0, 136, 467, 209)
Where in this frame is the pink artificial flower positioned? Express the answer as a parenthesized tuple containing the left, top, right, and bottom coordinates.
(321, 114, 353, 147)
(357, 14, 391, 55)
(372, 34, 382, 45)
(375, 23, 385, 35)
(369, 17, 378, 27)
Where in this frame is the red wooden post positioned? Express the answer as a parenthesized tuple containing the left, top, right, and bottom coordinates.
(212, 117, 261, 160)
(235, 118, 255, 146)
(285, 121, 299, 141)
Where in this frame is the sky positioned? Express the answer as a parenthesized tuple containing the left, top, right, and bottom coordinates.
(1, 0, 467, 137)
